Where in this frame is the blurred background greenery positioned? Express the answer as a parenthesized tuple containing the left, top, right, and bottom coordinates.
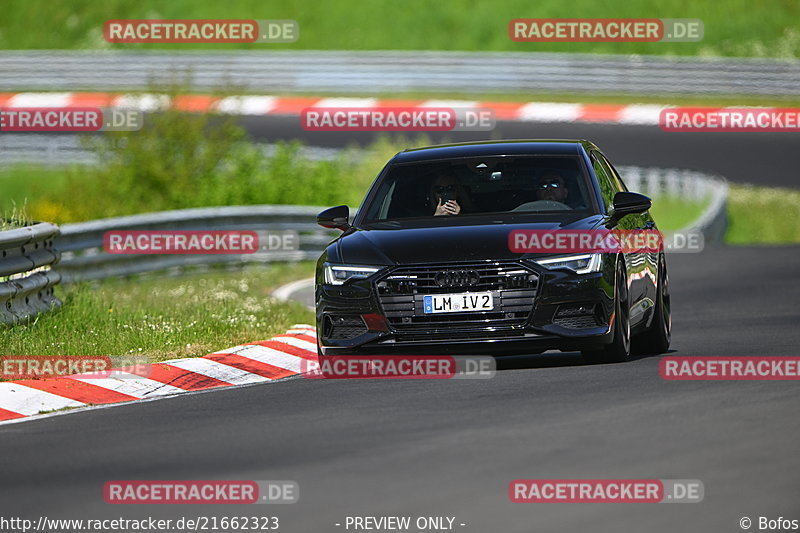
(0, 0, 798, 57)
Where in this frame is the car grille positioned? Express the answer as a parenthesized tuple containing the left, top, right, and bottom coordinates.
(376, 261, 538, 332)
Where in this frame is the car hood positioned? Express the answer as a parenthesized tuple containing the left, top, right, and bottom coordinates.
(332, 215, 605, 265)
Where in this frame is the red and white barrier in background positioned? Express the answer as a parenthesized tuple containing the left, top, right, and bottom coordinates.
(0, 92, 671, 125)
(0, 325, 317, 423)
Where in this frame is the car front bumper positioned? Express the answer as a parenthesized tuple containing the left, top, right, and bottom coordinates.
(316, 259, 617, 356)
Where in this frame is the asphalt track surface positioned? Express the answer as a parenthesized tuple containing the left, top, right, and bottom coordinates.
(1, 121, 799, 532)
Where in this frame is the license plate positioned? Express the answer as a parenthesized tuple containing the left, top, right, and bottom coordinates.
(423, 292, 494, 314)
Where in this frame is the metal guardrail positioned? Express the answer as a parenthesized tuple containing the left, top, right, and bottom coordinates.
(0, 135, 97, 166)
(0, 222, 61, 325)
(55, 205, 339, 283)
(1, 51, 798, 96)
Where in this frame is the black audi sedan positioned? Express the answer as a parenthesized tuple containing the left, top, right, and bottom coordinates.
(315, 140, 671, 363)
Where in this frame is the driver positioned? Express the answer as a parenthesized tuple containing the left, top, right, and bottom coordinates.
(535, 172, 569, 204)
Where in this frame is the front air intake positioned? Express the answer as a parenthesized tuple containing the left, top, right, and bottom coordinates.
(323, 315, 369, 340)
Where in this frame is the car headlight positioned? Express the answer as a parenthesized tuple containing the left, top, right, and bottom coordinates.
(532, 253, 603, 274)
(323, 263, 383, 285)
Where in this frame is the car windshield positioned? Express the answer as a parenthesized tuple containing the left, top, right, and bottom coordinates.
(361, 155, 594, 222)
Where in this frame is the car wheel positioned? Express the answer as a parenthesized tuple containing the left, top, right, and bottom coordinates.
(582, 259, 631, 363)
(633, 254, 671, 355)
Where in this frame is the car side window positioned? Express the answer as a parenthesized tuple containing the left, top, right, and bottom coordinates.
(598, 152, 629, 192)
(591, 152, 616, 211)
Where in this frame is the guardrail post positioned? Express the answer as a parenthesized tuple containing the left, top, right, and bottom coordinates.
(0, 222, 62, 326)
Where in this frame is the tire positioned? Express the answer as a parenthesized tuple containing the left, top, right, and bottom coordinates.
(633, 254, 671, 355)
(315, 341, 327, 372)
(582, 259, 631, 363)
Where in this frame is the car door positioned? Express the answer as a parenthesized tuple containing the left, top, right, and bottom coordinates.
(598, 151, 660, 323)
(590, 150, 649, 325)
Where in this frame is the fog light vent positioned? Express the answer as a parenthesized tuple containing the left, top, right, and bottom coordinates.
(325, 315, 368, 340)
(553, 304, 599, 329)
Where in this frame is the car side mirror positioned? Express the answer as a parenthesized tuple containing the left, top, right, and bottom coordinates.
(611, 192, 651, 218)
(317, 205, 350, 230)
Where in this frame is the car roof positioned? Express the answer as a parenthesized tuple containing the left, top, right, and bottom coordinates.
(392, 139, 598, 163)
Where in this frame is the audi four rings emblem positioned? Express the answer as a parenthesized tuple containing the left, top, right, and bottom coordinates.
(434, 270, 480, 287)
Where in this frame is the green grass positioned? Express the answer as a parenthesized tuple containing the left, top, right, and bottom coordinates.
(0, 203, 33, 230)
(0, 0, 798, 58)
(726, 184, 800, 244)
(649, 195, 709, 231)
(0, 263, 316, 362)
(0, 165, 75, 222)
(1, 168, 66, 221)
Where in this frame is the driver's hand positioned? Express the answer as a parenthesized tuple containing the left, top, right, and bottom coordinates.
(434, 199, 461, 216)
